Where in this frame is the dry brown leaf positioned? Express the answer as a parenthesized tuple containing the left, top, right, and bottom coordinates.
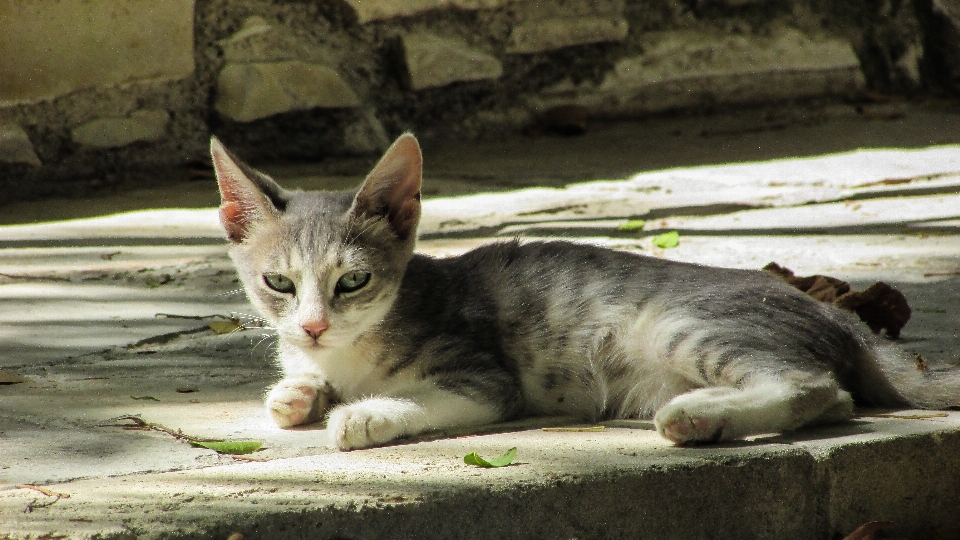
(763, 262, 850, 302)
(842, 520, 892, 540)
(764, 263, 911, 338)
(835, 282, 911, 339)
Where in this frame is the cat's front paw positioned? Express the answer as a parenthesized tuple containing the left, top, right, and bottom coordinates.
(326, 398, 412, 451)
(266, 375, 330, 428)
(654, 393, 731, 445)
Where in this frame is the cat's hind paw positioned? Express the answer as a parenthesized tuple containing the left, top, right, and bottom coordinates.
(326, 398, 417, 450)
(655, 407, 728, 445)
(654, 390, 735, 445)
(266, 375, 330, 428)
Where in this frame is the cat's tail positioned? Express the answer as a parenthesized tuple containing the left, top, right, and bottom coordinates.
(857, 339, 960, 409)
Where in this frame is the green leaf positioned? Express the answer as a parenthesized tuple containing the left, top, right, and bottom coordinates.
(652, 231, 680, 249)
(208, 320, 241, 335)
(463, 447, 517, 468)
(189, 440, 263, 455)
(617, 219, 646, 232)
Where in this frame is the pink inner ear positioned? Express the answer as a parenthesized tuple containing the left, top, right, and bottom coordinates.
(219, 201, 250, 243)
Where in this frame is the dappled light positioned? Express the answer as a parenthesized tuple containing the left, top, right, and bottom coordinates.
(4, 119, 960, 538)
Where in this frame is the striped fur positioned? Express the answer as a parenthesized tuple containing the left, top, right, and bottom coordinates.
(212, 134, 960, 450)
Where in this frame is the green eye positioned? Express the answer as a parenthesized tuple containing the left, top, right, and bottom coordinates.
(263, 273, 295, 294)
(336, 271, 370, 294)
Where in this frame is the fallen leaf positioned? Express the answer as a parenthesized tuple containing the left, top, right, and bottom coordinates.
(464, 447, 517, 468)
(189, 440, 263, 455)
(541, 426, 605, 432)
(208, 320, 241, 335)
(652, 231, 680, 249)
(835, 282, 912, 339)
(842, 520, 892, 540)
(764, 263, 911, 338)
(130, 395, 161, 401)
(915, 353, 928, 372)
(0, 371, 28, 385)
(762, 262, 850, 302)
(617, 219, 646, 232)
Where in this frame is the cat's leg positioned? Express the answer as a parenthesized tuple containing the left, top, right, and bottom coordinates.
(653, 372, 853, 444)
(326, 388, 501, 450)
(265, 373, 333, 428)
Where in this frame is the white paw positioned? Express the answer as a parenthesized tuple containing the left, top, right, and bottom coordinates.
(265, 375, 330, 428)
(326, 399, 411, 451)
(654, 390, 734, 445)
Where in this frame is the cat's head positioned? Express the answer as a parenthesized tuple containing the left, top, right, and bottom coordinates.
(210, 134, 422, 350)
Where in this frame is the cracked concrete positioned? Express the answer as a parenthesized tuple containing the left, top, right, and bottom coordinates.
(3, 103, 960, 539)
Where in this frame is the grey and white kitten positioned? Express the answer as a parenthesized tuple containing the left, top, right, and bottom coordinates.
(211, 133, 959, 451)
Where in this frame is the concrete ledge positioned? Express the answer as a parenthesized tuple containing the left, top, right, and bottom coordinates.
(3, 415, 960, 539)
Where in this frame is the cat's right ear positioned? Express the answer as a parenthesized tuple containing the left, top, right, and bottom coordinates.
(210, 137, 286, 243)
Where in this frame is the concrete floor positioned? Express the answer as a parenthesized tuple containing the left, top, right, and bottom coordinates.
(3, 100, 960, 539)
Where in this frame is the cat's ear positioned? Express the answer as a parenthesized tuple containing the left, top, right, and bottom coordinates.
(350, 133, 422, 240)
(210, 137, 287, 243)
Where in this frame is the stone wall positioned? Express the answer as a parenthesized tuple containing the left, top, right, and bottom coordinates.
(0, 0, 955, 202)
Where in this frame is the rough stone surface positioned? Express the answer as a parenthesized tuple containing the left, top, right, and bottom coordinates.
(531, 27, 864, 115)
(215, 61, 361, 122)
(343, 109, 392, 154)
(401, 33, 503, 90)
(0, 0, 194, 105)
(218, 15, 340, 66)
(71, 110, 171, 149)
(0, 123, 41, 166)
(507, 16, 630, 53)
(343, 0, 507, 23)
(3, 132, 960, 538)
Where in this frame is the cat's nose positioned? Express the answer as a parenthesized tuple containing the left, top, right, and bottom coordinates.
(301, 320, 329, 339)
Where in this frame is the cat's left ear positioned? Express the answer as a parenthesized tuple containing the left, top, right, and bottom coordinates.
(210, 137, 287, 243)
(350, 133, 422, 240)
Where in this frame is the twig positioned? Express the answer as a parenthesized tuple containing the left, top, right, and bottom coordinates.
(18, 485, 70, 513)
(857, 412, 949, 420)
(106, 415, 223, 443)
(0, 272, 71, 282)
(231, 454, 268, 462)
(17, 484, 70, 499)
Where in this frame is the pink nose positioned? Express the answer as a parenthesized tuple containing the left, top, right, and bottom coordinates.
(301, 320, 329, 339)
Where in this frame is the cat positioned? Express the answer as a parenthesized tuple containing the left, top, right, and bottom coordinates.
(211, 133, 960, 451)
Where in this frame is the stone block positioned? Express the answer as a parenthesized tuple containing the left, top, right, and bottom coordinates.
(530, 27, 864, 116)
(215, 61, 361, 122)
(401, 33, 503, 90)
(71, 110, 171, 149)
(218, 15, 327, 65)
(0, 0, 194, 105)
(507, 16, 630, 54)
(0, 123, 41, 166)
(342, 0, 508, 23)
(343, 109, 392, 154)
